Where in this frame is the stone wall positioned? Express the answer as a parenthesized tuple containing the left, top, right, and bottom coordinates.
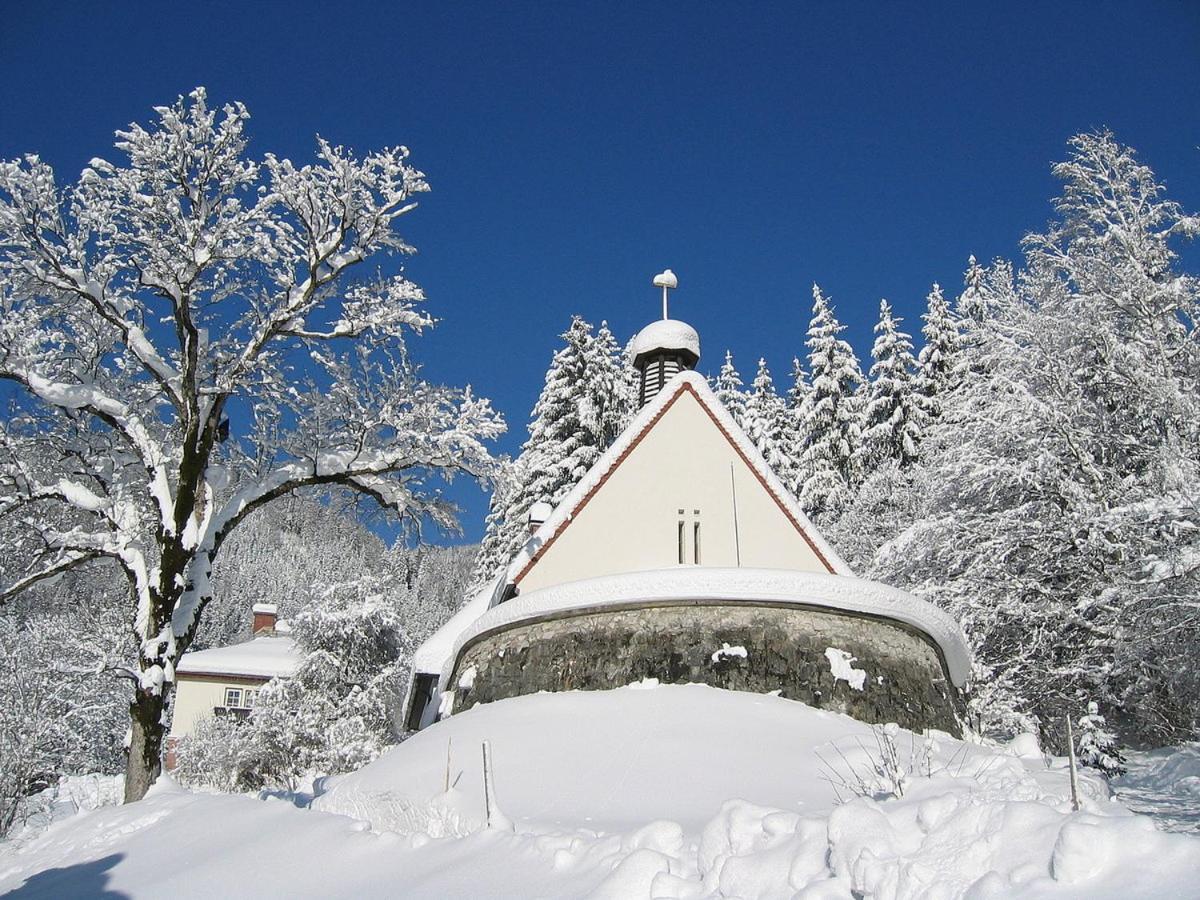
(448, 602, 963, 735)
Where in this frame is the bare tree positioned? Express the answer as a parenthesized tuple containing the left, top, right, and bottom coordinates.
(0, 89, 503, 800)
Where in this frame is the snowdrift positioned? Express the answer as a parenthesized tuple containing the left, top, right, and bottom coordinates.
(2, 685, 1198, 899)
(317, 681, 889, 832)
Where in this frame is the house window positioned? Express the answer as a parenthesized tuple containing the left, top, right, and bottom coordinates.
(244, 689, 257, 707)
(223, 687, 243, 708)
(676, 509, 702, 564)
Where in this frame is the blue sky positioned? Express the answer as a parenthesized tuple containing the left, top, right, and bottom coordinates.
(3, 2, 1199, 543)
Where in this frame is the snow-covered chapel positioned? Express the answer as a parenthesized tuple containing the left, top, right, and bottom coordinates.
(405, 272, 971, 735)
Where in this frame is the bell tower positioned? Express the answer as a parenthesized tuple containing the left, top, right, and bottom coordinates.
(630, 269, 700, 407)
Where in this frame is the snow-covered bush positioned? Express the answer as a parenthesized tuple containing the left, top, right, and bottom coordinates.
(173, 714, 273, 793)
(0, 583, 129, 837)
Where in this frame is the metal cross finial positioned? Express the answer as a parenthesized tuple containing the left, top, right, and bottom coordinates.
(652, 269, 678, 320)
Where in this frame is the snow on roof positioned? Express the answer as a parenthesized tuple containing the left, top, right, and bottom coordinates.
(176, 634, 301, 680)
(508, 370, 851, 586)
(630, 318, 700, 364)
(252, 603, 277, 614)
(410, 577, 501, 674)
(441, 567, 972, 688)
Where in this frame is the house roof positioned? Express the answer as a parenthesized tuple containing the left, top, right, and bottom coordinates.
(176, 634, 301, 680)
(507, 370, 851, 587)
(411, 576, 501, 674)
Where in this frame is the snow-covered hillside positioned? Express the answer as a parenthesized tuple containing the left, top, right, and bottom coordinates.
(2, 685, 1197, 899)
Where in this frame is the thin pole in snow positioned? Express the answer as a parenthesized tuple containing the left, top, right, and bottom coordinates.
(1066, 714, 1080, 812)
(444, 737, 452, 794)
(731, 464, 742, 566)
(482, 740, 494, 827)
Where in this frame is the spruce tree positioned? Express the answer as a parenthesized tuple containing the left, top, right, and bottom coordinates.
(784, 357, 812, 496)
(742, 358, 792, 484)
(957, 255, 989, 322)
(800, 285, 864, 517)
(470, 457, 526, 586)
(915, 283, 963, 422)
(786, 356, 811, 412)
(1077, 702, 1126, 777)
(860, 300, 922, 469)
(713, 350, 748, 428)
(473, 316, 629, 583)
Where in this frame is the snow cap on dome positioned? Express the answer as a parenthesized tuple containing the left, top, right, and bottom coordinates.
(630, 319, 701, 368)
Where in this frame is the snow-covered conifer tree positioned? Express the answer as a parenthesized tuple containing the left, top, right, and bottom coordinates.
(595, 320, 635, 435)
(1077, 701, 1126, 777)
(956, 255, 989, 322)
(877, 131, 1200, 744)
(783, 357, 812, 495)
(742, 359, 793, 484)
(915, 283, 963, 422)
(473, 316, 629, 582)
(786, 357, 812, 413)
(859, 300, 922, 470)
(799, 285, 864, 517)
(713, 350, 748, 427)
(0, 90, 504, 800)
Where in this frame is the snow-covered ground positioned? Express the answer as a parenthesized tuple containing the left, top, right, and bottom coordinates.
(1113, 743, 1200, 835)
(2, 685, 1198, 898)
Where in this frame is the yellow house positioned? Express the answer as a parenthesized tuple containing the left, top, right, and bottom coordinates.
(166, 604, 300, 769)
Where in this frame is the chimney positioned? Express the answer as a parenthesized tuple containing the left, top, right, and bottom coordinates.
(252, 603, 277, 636)
(527, 501, 553, 535)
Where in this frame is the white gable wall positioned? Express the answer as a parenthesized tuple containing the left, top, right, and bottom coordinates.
(517, 388, 833, 594)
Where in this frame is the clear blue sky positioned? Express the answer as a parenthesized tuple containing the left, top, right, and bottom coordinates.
(3, 2, 1198, 543)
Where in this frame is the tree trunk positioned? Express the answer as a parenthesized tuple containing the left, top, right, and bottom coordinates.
(124, 688, 168, 803)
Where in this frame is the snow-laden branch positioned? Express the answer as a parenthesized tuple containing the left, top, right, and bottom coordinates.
(0, 549, 102, 604)
(0, 369, 176, 532)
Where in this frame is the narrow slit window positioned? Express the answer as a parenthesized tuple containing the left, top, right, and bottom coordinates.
(678, 519, 685, 564)
(693, 520, 701, 564)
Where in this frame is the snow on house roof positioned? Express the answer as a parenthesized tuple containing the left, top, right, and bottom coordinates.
(176, 634, 301, 680)
(411, 577, 501, 674)
(629, 318, 700, 364)
(507, 370, 851, 586)
(440, 567, 972, 688)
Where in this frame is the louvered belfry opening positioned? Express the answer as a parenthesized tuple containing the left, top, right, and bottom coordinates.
(639, 352, 687, 406)
(630, 320, 700, 409)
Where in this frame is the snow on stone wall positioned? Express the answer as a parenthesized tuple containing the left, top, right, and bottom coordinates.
(447, 601, 964, 735)
(444, 567, 972, 688)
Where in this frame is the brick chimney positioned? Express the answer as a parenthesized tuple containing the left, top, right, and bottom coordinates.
(252, 603, 277, 636)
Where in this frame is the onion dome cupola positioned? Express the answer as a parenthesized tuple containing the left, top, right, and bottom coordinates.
(631, 269, 700, 407)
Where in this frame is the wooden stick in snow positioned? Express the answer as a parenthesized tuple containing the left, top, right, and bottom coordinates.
(1066, 714, 1080, 812)
(444, 737, 452, 793)
(482, 740, 494, 827)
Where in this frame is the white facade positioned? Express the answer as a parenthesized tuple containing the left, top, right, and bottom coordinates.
(515, 376, 838, 594)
